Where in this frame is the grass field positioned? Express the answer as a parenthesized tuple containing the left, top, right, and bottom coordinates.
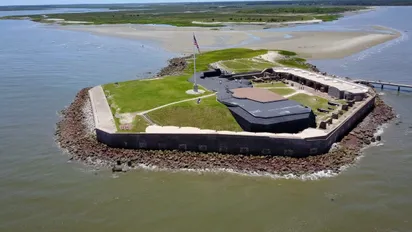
(269, 88, 296, 96)
(104, 48, 268, 115)
(277, 57, 311, 70)
(220, 58, 277, 73)
(276, 50, 297, 56)
(192, 49, 268, 72)
(147, 96, 242, 131)
(104, 75, 208, 113)
(112, 115, 149, 132)
(132, 116, 150, 132)
(288, 93, 332, 115)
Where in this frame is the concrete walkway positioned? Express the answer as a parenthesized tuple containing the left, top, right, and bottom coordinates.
(89, 86, 117, 133)
(284, 90, 312, 98)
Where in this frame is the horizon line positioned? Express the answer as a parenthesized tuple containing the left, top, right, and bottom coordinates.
(0, 0, 280, 8)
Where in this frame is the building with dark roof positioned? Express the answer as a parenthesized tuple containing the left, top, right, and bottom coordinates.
(189, 70, 317, 133)
(218, 88, 316, 133)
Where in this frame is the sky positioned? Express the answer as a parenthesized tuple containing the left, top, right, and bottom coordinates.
(1, 0, 244, 6)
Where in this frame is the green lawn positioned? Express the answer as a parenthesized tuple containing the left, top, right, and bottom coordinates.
(147, 96, 242, 131)
(191, 49, 268, 73)
(220, 58, 276, 73)
(242, 59, 276, 69)
(314, 14, 341, 22)
(335, 99, 348, 105)
(276, 50, 297, 56)
(113, 115, 149, 132)
(269, 88, 296, 96)
(278, 57, 311, 70)
(132, 116, 150, 132)
(103, 48, 269, 115)
(103, 75, 208, 113)
(220, 60, 249, 71)
(254, 82, 287, 88)
(288, 93, 332, 115)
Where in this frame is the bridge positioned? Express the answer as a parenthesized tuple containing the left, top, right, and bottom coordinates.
(354, 80, 412, 92)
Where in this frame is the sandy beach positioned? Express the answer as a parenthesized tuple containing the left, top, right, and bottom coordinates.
(62, 23, 400, 59)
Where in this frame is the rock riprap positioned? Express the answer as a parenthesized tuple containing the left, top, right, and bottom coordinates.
(157, 57, 188, 77)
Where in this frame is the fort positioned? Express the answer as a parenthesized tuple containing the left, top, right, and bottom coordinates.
(90, 65, 376, 157)
(55, 49, 396, 175)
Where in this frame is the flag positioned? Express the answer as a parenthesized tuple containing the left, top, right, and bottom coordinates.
(193, 33, 201, 54)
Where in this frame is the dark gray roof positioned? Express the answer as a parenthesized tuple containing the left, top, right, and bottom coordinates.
(228, 106, 311, 125)
(220, 96, 311, 119)
(189, 72, 251, 93)
(189, 70, 314, 129)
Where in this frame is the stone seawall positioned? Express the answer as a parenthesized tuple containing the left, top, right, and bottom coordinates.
(96, 130, 325, 157)
(95, 95, 376, 157)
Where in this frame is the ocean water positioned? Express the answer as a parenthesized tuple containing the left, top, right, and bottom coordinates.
(0, 7, 412, 232)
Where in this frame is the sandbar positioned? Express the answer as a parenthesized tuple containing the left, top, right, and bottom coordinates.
(62, 24, 401, 59)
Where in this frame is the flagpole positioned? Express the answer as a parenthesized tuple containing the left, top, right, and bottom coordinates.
(193, 34, 198, 92)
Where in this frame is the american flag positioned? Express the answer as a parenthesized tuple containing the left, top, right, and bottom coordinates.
(193, 33, 201, 54)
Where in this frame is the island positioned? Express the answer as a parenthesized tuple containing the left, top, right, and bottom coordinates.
(56, 48, 395, 176)
(2, 4, 368, 26)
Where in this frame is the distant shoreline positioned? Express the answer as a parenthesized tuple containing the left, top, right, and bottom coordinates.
(1, 5, 401, 59)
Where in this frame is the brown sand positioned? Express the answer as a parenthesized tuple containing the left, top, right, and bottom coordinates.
(62, 24, 400, 59)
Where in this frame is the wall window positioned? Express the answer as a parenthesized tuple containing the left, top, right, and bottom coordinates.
(240, 147, 249, 153)
(284, 149, 294, 156)
(158, 143, 166, 149)
(139, 141, 147, 148)
(219, 146, 228, 153)
(178, 144, 187, 151)
(262, 149, 271, 155)
(199, 145, 207, 152)
(310, 148, 318, 155)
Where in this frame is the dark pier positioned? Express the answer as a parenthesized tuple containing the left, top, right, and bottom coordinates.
(354, 80, 412, 92)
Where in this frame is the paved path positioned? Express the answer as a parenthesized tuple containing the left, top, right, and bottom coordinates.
(88, 86, 117, 133)
(141, 113, 155, 125)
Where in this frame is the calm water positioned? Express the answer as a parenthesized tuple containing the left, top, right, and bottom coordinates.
(0, 8, 115, 17)
(1, 7, 412, 232)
